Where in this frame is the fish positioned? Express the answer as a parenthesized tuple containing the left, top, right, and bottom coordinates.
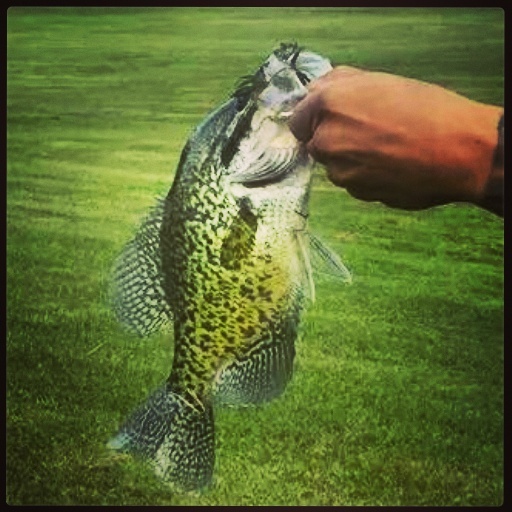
(108, 43, 351, 491)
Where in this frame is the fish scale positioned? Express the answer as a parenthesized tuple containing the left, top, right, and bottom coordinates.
(108, 43, 350, 491)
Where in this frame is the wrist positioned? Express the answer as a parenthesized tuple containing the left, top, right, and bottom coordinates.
(443, 103, 503, 209)
(476, 113, 504, 216)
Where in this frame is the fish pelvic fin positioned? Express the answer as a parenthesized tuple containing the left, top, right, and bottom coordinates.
(107, 384, 214, 492)
(110, 198, 173, 337)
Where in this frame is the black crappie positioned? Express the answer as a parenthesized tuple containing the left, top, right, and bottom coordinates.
(108, 43, 350, 491)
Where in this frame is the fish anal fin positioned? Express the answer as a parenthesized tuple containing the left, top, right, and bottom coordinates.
(213, 311, 299, 406)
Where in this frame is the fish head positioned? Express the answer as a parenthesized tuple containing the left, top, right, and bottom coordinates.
(222, 43, 332, 190)
(257, 45, 333, 116)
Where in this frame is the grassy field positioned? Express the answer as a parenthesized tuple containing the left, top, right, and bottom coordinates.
(6, 7, 503, 506)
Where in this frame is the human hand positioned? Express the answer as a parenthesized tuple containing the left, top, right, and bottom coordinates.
(289, 66, 503, 211)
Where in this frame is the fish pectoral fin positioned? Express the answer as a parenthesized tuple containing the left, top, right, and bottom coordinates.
(296, 230, 316, 303)
(110, 197, 174, 337)
(228, 148, 297, 186)
(213, 310, 299, 406)
(308, 232, 352, 284)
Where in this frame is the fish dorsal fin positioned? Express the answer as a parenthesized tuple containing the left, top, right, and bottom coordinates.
(110, 198, 173, 337)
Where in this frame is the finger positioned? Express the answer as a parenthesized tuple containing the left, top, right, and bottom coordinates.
(289, 66, 367, 144)
(311, 150, 360, 169)
(341, 172, 427, 210)
(329, 65, 366, 78)
(304, 65, 365, 96)
(325, 163, 366, 188)
(288, 92, 322, 143)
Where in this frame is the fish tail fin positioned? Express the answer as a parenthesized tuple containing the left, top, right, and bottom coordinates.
(107, 385, 214, 491)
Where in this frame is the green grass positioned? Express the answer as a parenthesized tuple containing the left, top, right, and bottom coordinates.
(7, 7, 503, 506)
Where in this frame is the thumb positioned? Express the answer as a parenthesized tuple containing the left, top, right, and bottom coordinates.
(288, 92, 321, 143)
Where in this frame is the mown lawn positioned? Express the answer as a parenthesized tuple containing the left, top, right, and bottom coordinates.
(6, 7, 503, 506)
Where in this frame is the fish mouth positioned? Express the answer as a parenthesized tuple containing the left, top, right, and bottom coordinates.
(276, 110, 294, 121)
